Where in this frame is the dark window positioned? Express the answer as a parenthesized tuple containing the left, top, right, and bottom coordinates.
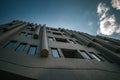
(0, 29, 5, 33)
(28, 46, 37, 55)
(75, 40, 83, 45)
(51, 48, 60, 58)
(89, 52, 101, 61)
(19, 32, 26, 36)
(4, 41, 17, 49)
(26, 27, 32, 30)
(16, 43, 26, 52)
(53, 32, 62, 35)
(26, 33, 32, 38)
(80, 50, 92, 59)
(51, 28, 58, 31)
(69, 39, 76, 44)
(47, 31, 51, 34)
(61, 49, 84, 59)
(62, 33, 66, 37)
(55, 38, 68, 43)
(48, 37, 54, 41)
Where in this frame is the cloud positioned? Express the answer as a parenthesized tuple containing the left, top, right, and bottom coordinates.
(99, 15, 117, 35)
(97, 3, 109, 20)
(97, 2, 120, 36)
(111, 0, 120, 10)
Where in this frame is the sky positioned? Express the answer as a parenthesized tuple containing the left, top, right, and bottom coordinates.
(0, 0, 120, 39)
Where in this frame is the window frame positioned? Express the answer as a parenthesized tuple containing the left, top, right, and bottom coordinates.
(28, 45, 37, 55)
(51, 48, 60, 58)
(4, 41, 17, 49)
(16, 43, 26, 52)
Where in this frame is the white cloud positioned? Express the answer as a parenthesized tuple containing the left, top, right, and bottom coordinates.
(97, 2, 120, 35)
(116, 27, 120, 33)
(99, 15, 117, 35)
(97, 2, 109, 20)
(111, 0, 120, 10)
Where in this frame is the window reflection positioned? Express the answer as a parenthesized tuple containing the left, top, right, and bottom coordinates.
(19, 32, 26, 36)
(28, 46, 37, 55)
(80, 50, 92, 59)
(89, 52, 101, 61)
(4, 41, 17, 49)
(16, 43, 26, 52)
(51, 48, 60, 58)
(48, 37, 54, 41)
(26, 33, 32, 38)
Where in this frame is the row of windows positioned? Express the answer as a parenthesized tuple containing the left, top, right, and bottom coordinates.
(4, 41, 111, 62)
(4, 41, 37, 55)
(48, 37, 76, 44)
(51, 48, 102, 61)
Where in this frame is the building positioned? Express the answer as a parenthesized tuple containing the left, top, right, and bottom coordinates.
(0, 20, 120, 80)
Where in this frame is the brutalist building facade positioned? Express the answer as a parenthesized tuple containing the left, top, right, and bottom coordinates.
(0, 20, 120, 80)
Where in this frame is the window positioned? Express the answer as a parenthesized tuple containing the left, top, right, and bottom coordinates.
(28, 46, 37, 55)
(75, 40, 83, 45)
(53, 32, 62, 35)
(0, 29, 5, 33)
(26, 27, 32, 30)
(19, 32, 26, 36)
(69, 39, 76, 44)
(62, 33, 66, 37)
(47, 31, 51, 34)
(80, 50, 92, 59)
(16, 43, 26, 52)
(51, 28, 58, 31)
(61, 49, 84, 59)
(4, 41, 17, 49)
(89, 52, 101, 61)
(55, 38, 68, 43)
(48, 37, 54, 41)
(51, 48, 60, 58)
(26, 33, 32, 38)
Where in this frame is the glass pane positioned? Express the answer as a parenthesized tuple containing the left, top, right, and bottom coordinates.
(51, 48, 59, 58)
(80, 51, 91, 59)
(19, 32, 25, 36)
(5, 41, 16, 48)
(0, 29, 4, 33)
(69, 40, 75, 44)
(16, 43, 26, 51)
(28, 46, 37, 55)
(90, 52, 101, 61)
(48, 37, 54, 41)
(26, 33, 32, 38)
(47, 31, 51, 34)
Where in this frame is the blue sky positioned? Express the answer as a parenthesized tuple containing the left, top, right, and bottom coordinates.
(0, 0, 120, 39)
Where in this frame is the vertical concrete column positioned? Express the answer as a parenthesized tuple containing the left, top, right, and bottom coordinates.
(40, 25, 49, 57)
(33, 25, 41, 39)
(0, 23, 28, 41)
(92, 42, 120, 63)
(3, 22, 23, 31)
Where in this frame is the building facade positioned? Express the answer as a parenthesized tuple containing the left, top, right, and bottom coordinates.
(0, 20, 120, 80)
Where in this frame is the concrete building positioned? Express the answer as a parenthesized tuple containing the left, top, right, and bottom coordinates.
(0, 20, 120, 80)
